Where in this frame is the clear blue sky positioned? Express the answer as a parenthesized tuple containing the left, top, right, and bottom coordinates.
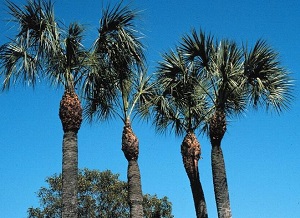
(0, 0, 300, 217)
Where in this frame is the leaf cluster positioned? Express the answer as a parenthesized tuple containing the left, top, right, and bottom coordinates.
(0, 0, 89, 92)
(27, 169, 174, 218)
(150, 28, 293, 136)
(81, 1, 151, 124)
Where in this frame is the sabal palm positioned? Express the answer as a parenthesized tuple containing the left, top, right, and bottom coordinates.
(150, 47, 210, 218)
(0, 1, 88, 217)
(182, 29, 293, 218)
(81, 2, 151, 218)
(182, 30, 251, 218)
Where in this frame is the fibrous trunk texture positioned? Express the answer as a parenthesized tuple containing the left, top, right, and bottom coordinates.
(181, 131, 208, 218)
(209, 110, 226, 145)
(122, 119, 139, 161)
(59, 91, 82, 218)
(209, 110, 232, 218)
(59, 91, 82, 133)
(122, 120, 143, 218)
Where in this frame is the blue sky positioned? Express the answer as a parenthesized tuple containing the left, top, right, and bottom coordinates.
(0, 0, 300, 217)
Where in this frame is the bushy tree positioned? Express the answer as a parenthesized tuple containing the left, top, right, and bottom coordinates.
(28, 169, 173, 218)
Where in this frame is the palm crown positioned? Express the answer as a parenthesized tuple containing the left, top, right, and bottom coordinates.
(152, 47, 210, 136)
(82, 1, 152, 124)
(0, 0, 88, 92)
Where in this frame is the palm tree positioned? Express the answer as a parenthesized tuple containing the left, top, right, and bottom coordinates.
(150, 46, 210, 218)
(181, 29, 293, 218)
(81, 2, 150, 218)
(182, 30, 248, 218)
(0, 1, 88, 217)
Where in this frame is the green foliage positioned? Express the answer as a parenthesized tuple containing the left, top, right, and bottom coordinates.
(0, 0, 89, 92)
(151, 28, 293, 137)
(27, 169, 173, 218)
(81, 1, 150, 124)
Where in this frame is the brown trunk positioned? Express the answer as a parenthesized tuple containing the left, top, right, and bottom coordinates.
(181, 131, 208, 218)
(59, 91, 82, 218)
(59, 91, 82, 133)
(209, 110, 232, 218)
(122, 119, 143, 218)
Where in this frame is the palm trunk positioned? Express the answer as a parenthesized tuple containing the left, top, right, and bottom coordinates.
(211, 142, 231, 218)
(122, 119, 143, 218)
(181, 131, 208, 218)
(127, 160, 143, 218)
(59, 91, 82, 218)
(209, 110, 232, 218)
(62, 131, 78, 218)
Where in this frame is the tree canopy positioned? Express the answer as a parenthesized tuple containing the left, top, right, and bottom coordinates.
(27, 169, 173, 218)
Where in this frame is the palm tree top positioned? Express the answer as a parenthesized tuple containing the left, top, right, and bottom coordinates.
(0, 0, 57, 90)
(151, 47, 210, 136)
(96, 1, 145, 68)
(151, 28, 294, 137)
(0, 0, 89, 93)
(49, 22, 88, 92)
(81, 1, 148, 125)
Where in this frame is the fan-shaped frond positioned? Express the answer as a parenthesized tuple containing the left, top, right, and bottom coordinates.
(151, 47, 210, 136)
(47, 22, 88, 90)
(82, 1, 146, 124)
(243, 40, 293, 113)
(181, 28, 214, 71)
(96, 1, 145, 70)
(0, 38, 40, 90)
(209, 39, 247, 116)
(6, 0, 60, 57)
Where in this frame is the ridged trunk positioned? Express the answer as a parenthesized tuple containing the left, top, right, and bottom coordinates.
(122, 119, 143, 218)
(59, 91, 82, 218)
(181, 131, 208, 218)
(209, 110, 232, 218)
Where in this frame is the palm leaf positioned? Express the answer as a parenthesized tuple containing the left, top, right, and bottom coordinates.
(151, 47, 210, 136)
(82, 1, 146, 124)
(0, 38, 40, 90)
(244, 40, 293, 113)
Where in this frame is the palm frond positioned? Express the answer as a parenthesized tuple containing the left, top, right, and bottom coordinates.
(128, 70, 156, 121)
(47, 22, 88, 90)
(1, 0, 64, 91)
(180, 28, 214, 70)
(81, 53, 119, 122)
(96, 1, 145, 69)
(151, 47, 210, 136)
(6, 0, 59, 57)
(209, 39, 247, 116)
(243, 40, 293, 113)
(0, 38, 40, 90)
(82, 1, 146, 123)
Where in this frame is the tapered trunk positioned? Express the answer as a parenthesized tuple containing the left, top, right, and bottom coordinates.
(209, 110, 232, 218)
(181, 131, 208, 218)
(122, 119, 143, 218)
(59, 91, 82, 218)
